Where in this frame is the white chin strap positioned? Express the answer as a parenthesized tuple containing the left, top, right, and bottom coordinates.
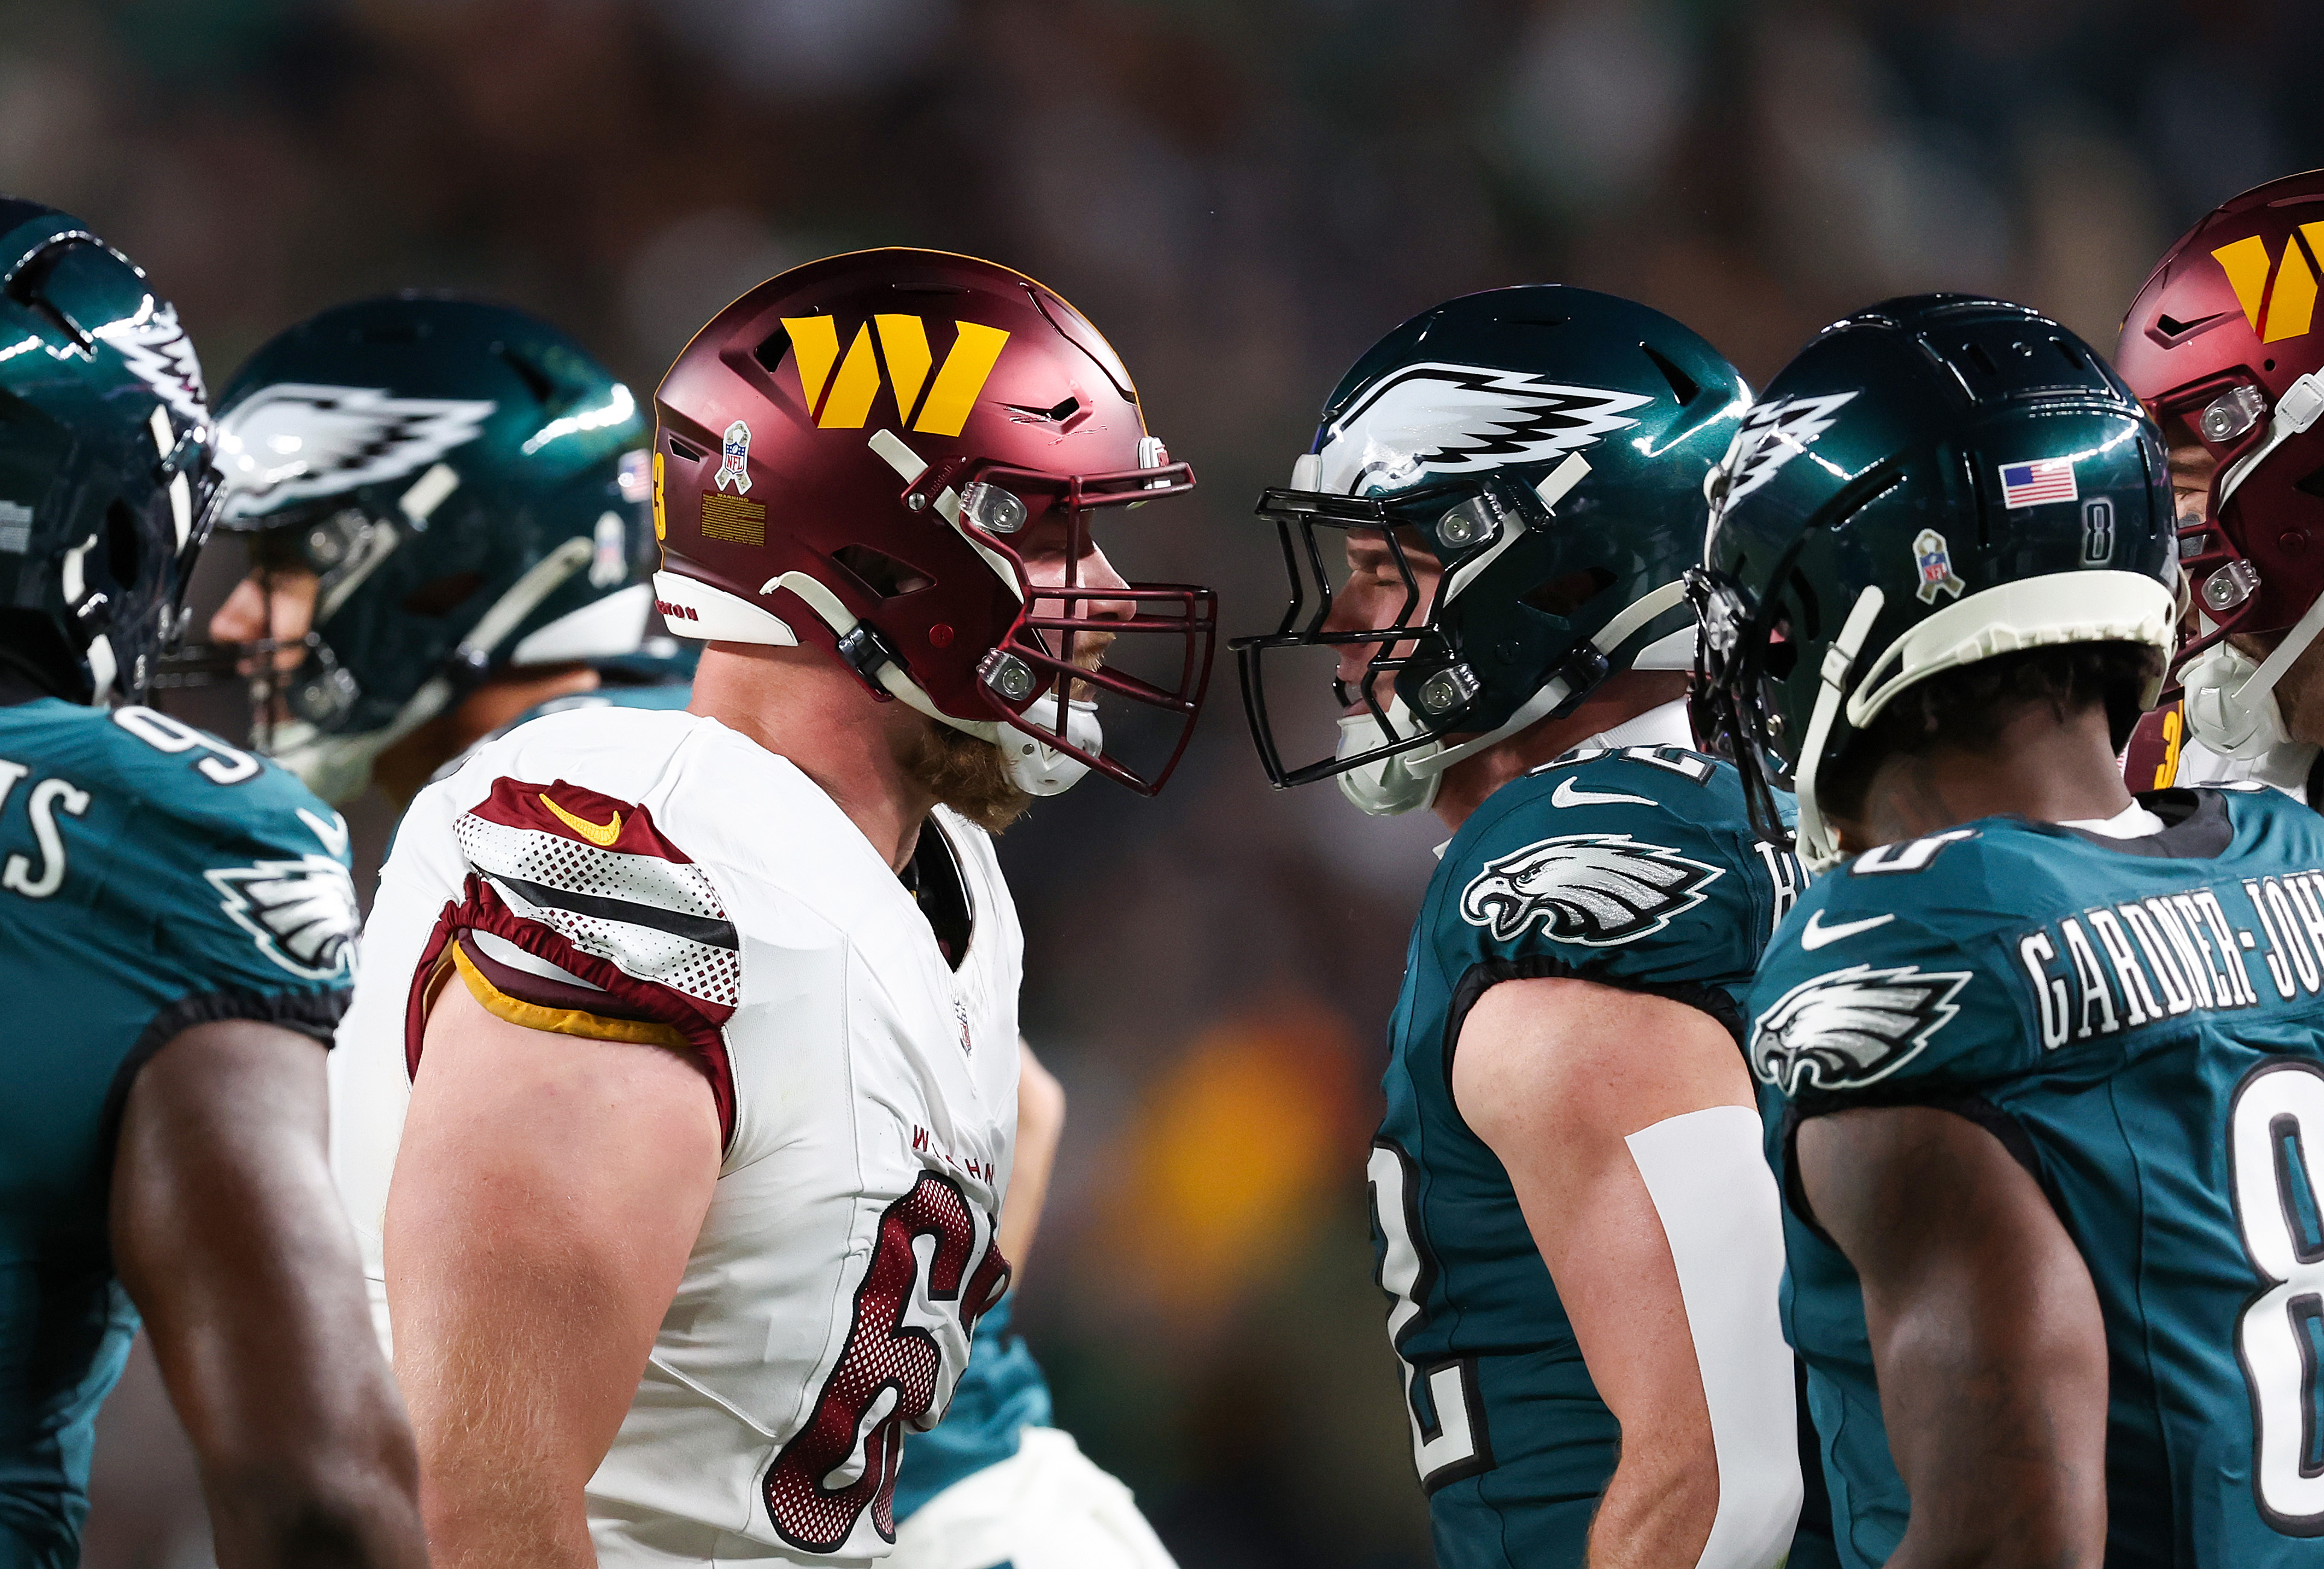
(2183, 587, 2324, 761)
(274, 537, 596, 803)
(1791, 586, 1888, 875)
(996, 694, 1100, 797)
(1335, 695, 1442, 817)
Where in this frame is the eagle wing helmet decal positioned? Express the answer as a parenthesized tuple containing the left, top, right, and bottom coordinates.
(1459, 833, 1723, 947)
(92, 302, 210, 429)
(205, 854, 361, 982)
(216, 383, 497, 519)
(1314, 362, 1653, 496)
(1706, 390, 1860, 514)
(1748, 962, 1974, 1094)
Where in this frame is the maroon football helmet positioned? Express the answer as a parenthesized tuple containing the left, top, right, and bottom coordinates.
(2119, 172, 2324, 753)
(652, 248, 1213, 795)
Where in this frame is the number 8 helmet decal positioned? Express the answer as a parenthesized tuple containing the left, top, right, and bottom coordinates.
(652, 248, 1216, 797)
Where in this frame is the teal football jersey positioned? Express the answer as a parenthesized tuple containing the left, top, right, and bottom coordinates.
(1371, 741, 1806, 1569)
(0, 697, 357, 1565)
(498, 680, 1057, 1526)
(1753, 786, 2324, 1568)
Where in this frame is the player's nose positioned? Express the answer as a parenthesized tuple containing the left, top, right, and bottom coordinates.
(1073, 542, 1137, 623)
(209, 574, 269, 645)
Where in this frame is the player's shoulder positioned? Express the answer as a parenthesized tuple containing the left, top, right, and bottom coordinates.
(5, 700, 347, 858)
(1428, 742, 1790, 969)
(1468, 742, 1768, 861)
(0, 703, 360, 989)
(430, 704, 878, 910)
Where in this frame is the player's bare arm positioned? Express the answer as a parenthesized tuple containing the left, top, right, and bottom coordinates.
(1455, 978, 1753, 1568)
(113, 1019, 428, 1569)
(386, 982, 721, 1569)
(997, 1039, 1066, 1273)
(1796, 1107, 2108, 1568)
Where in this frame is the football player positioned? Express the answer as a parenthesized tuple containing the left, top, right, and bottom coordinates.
(1235, 286, 1815, 1569)
(182, 294, 680, 809)
(1697, 294, 2324, 1565)
(324, 250, 1215, 1567)
(197, 291, 1183, 1568)
(0, 199, 426, 1564)
(2116, 171, 2324, 806)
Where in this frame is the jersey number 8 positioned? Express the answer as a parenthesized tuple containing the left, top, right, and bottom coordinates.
(2231, 1058, 2324, 1536)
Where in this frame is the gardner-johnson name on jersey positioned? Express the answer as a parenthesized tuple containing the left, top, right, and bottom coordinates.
(2015, 878, 2292, 1049)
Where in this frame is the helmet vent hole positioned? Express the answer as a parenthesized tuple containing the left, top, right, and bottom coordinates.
(1521, 566, 1617, 619)
(753, 325, 791, 376)
(2294, 465, 2324, 500)
(1639, 342, 1700, 405)
(2052, 337, 2085, 371)
(354, 323, 423, 345)
(403, 572, 483, 616)
(832, 545, 932, 599)
(667, 434, 705, 463)
(492, 345, 561, 409)
(1962, 342, 2000, 376)
(1784, 571, 1823, 642)
(103, 500, 140, 591)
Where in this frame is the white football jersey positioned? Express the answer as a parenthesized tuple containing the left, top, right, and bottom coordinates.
(330, 706, 1022, 1566)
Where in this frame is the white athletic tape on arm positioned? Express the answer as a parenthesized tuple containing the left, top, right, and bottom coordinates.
(1625, 1104, 1802, 1569)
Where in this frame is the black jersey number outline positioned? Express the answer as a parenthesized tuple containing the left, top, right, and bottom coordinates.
(1369, 1139, 1495, 1492)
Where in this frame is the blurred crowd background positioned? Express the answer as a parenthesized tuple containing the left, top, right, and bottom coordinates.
(10, 0, 2316, 1563)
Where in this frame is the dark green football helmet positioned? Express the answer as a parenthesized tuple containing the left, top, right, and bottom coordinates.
(1233, 284, 1750, 815)
(1690, 293, 2177, 869)
(0, 199, 219, 706)
(189, 295, 654, 801)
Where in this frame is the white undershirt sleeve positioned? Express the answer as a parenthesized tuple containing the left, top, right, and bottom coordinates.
(1625, 1104, 1803, 1569)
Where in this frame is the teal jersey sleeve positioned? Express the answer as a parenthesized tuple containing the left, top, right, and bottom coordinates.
(0, 699, 357, 1562)
(1432, 743, 1804, 1037)
(1745, 825, 2039, 1103)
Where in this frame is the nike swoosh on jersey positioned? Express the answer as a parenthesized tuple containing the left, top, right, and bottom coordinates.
(1551, 775, 1657, 809)
(1799, 909, 1897, 950)
(541, 792, 623, 847)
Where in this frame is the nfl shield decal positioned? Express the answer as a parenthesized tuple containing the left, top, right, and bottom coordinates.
(1912, 527, 1966, 604)
(716, 419, 753, 493)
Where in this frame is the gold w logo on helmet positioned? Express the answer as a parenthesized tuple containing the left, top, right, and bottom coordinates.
(2214, 227, 2324, 343)
(781, 316, 1010, 437)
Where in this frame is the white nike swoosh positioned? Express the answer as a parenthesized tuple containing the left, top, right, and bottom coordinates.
(1799, 910, 1896, 950)
(1551, 776, 1658, 809)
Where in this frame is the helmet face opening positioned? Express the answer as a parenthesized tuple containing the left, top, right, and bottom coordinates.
(1233, 473, 1557, 790)
(963, 457, 1216, 797)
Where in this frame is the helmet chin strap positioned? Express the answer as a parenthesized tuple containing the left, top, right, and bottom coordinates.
(2183, 586, 2324, 761)
(1793, 585, 1887, 874)
(272, 537, 595, 803)
(1405, 578, 1692, 780)
(1331, 578, 1694, 819)
(765, 569, 1097, 798)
